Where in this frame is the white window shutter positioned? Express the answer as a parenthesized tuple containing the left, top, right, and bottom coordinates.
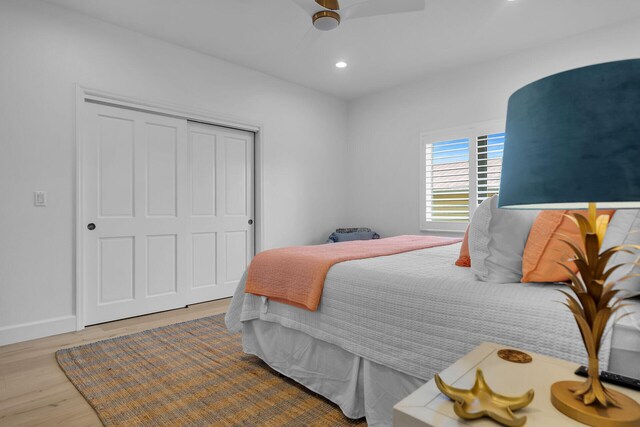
(476, 133, 505, 205)
(425, 138, 470, 223)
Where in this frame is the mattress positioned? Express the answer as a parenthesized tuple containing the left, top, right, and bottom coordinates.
(227, 243, 638, 380)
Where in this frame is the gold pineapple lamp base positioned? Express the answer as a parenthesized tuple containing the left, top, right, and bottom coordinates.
(551, 381, 640, 427)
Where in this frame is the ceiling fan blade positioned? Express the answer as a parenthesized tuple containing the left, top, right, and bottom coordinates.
(342, 0, 425, 20)
(291, 0, 322, 16)
(315, 0, 340, 10)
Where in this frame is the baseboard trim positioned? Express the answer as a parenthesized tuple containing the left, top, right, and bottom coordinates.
(0, 315, 77, 346)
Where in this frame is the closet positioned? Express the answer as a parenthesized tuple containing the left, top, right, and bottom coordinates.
(80, 102, 254, 325)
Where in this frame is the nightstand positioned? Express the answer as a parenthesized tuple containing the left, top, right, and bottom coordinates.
(393, 342, 640, 426)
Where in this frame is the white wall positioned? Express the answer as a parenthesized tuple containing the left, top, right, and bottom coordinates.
(0, 0, 349, 344)
(346, 18, 640, 238)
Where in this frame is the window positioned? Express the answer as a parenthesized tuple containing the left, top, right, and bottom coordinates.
(420, 122, 505, 232)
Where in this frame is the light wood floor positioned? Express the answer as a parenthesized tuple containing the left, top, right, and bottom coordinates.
(0, 299, 231, 427)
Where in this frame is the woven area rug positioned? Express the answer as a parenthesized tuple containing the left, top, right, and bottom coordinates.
(56, 314, 366, 426)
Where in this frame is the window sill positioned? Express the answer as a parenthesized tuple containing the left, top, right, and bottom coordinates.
(419, 222, 468, 234)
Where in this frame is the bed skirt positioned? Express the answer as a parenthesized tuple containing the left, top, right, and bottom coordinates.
(242, 319, 423, 427)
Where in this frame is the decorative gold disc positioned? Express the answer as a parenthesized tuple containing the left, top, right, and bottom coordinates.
(551, 381, 640, 427)
(498, 349, 532, 364)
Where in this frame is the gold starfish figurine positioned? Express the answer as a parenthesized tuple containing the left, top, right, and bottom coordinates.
(435, 368, 535, 427)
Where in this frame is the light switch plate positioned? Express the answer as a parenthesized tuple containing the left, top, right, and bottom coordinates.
(34, 191, 47, 207)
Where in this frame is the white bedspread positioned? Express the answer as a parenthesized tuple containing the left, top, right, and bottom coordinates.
(226, 243, 614, 381)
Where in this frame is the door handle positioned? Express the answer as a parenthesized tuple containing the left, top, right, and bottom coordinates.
(87, 223, 96, 231)
(248, 219, 253, 225)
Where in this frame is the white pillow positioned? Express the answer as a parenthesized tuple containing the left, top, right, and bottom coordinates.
(469, 195, 539, 283)
(601, 210, 640, 298)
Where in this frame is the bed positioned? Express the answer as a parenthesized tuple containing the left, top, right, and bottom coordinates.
(225, 242, 640, 427)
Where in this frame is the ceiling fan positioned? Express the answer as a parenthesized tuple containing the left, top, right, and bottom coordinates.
(292, 0, 426, 31)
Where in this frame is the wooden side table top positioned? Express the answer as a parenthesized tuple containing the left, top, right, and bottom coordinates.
(393, 342, 640, 427)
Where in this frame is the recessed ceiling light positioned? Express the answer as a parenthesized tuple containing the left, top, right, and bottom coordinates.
(335, 61, 348, 68)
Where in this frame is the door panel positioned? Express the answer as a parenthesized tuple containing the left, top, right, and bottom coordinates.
(192, 232, 217, 288)
(146, 123, 178, 217)
(225, 231, 248, 284)
(98, 237, 134, 303)
(98, 116, 135, 217)
(191, 131, 216, 216)
(146, 234, 178, 296)
(224, 137, 247, 216)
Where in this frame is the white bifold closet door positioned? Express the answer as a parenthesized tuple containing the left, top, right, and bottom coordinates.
(81, 103, 253, 325)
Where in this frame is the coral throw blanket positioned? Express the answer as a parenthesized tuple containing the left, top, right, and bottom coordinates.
(245, 235, 462, 311)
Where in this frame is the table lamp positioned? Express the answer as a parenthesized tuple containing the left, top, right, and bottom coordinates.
(499, 59, 640, 426)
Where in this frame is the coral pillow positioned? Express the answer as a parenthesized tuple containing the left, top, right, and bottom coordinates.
(521, 209, 615, 283)
(455, 226, 471, 267)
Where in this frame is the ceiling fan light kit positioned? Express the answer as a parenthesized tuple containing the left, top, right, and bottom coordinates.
(313, 10, 340, 31)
